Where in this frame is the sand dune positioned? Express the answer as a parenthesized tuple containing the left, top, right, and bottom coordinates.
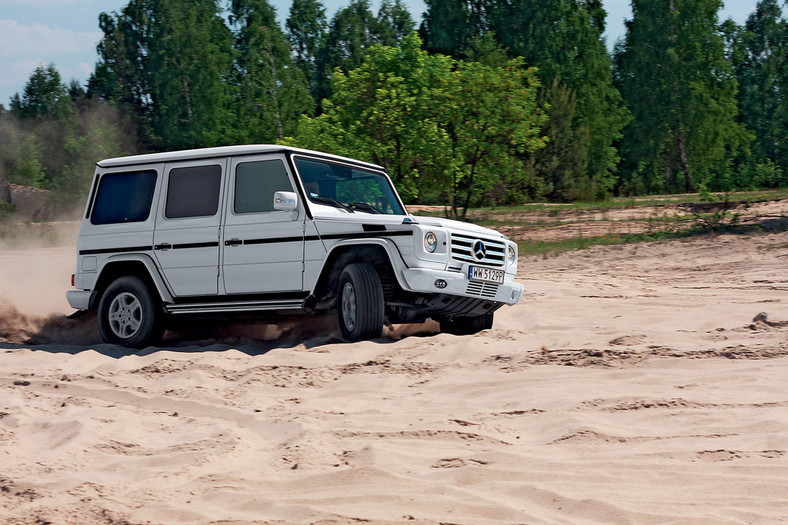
(1, 228, 787, 524)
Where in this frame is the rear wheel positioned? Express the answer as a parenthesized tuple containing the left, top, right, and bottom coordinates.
(440, 313, 494, 335)
(337, 263, 384, 341)
(98, 276, 163, 348)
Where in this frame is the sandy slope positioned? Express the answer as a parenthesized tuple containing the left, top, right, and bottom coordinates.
(1, 229, 788, 524)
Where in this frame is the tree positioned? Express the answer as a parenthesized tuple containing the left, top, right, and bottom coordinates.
(9, 64, 72, 122)
(419, 0, 486, 56)
(315, 0, 379, 102)
(315, 0, 415, 104)
(55, 106, 128, 203)
(726, 1, 788, 184)
(229, 0, 313, 143)
(10, 135, 47, 188)
(421, 0, 628, 200)
(531, 79, 592, 202)
(284, 34, 546, 219)
(89, 0, 234, 150)
(440, 58, 547, 217)
(286, 0, 328, 100)
(614, 0, 749, 194)
(376, 0, 416, 46)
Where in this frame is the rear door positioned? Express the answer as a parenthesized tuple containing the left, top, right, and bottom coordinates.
(153, 159, 225, 296)
(221, 153, 305, 294)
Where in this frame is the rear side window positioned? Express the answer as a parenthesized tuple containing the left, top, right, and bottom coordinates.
(165, 164, 222, 219)
(91, 170, 157, 225)
(234, 159, 293, 214)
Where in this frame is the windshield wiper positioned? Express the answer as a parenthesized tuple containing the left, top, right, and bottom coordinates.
(346, 202, 382, 214)
(310, 195, 354, 213)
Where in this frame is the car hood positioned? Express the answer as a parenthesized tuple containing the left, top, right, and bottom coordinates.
(413, 215, 507, 240)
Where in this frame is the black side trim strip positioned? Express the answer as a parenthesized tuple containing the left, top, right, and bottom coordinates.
(244, 236, 319, 246)
(238, 230, 412, 246)
(79, 246, 153, 255)
(154, 241, 219, 250)
(179, 241, 219, 250)
(171, 291, 309, 305)
(321, 230, 413, 240)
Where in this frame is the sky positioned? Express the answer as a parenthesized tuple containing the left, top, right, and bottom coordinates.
(0, 0, 765, 107)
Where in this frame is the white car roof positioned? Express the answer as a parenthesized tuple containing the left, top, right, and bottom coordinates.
(96, 144, 386, 172)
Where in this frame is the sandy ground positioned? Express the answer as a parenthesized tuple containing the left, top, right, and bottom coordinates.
(1, 225, 788, 524)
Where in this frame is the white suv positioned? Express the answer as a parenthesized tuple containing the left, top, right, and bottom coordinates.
(67, 145, 523, 347)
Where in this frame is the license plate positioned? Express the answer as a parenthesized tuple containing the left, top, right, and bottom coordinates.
(469, 266, 504, 284)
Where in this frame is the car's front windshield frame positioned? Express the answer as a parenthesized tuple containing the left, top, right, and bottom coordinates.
(292, 155, 406, 216)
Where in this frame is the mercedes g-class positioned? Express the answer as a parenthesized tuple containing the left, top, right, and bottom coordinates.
(66, 145, 523, 347)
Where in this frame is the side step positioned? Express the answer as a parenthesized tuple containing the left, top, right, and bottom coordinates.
(164, 298, 305, 315)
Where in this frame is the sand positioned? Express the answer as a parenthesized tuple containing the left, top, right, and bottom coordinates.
(1, 226, 787, 524)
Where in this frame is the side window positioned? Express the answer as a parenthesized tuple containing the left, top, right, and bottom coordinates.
(234, 159, 293, 214)
(91, 170, 157, 225)
(165, 164, 222, 219)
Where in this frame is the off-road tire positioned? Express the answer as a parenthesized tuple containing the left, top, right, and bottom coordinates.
(98, 276, 163, 348)
(440, 313, 494, 335)
(337, 263, 384, 341)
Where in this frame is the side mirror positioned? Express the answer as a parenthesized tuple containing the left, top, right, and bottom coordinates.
(273, 191, 297, 211)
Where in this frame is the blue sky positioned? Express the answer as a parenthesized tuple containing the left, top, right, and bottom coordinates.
(0, 0, 764, 107)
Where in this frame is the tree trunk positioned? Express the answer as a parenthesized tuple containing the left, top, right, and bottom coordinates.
(678, 130, 693, 193)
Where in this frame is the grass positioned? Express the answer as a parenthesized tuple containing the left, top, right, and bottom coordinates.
(443, 187, 788, 217)
(516, 219, 788, 257)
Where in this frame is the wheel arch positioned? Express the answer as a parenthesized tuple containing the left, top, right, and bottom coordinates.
(308, 240, 405, 309)
(93, 254, 173, 309)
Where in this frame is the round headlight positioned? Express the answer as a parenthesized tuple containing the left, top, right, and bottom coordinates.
(424, 232, 438, 253)
(508, 245, 517, 265)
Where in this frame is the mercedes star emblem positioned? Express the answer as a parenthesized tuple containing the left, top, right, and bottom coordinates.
(473, 240, 487, 261)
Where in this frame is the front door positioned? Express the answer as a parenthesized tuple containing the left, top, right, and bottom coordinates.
(221, 154, 305, 294)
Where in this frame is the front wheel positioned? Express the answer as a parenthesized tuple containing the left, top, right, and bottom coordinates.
(440, 313, 494, 335)
(98, 276, 163, 348)
(337, 263, 384, 341)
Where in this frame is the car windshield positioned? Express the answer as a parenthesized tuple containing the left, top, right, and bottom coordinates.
(293, 157, 406, 215)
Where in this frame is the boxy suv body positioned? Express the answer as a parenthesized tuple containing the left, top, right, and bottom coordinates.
(67, 145, 523, 347)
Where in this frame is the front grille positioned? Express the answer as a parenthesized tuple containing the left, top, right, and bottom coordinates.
(450, 233, 506, 267)
(466, 281, 499, 298)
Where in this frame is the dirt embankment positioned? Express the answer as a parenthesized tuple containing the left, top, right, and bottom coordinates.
(412, 196, 788, 243)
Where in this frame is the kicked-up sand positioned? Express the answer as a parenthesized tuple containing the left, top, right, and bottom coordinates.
(0, 226, 787, 524)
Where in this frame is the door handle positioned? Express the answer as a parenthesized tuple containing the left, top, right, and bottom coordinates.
(225, 238, 242, 247)
(155, 242, 172, 251)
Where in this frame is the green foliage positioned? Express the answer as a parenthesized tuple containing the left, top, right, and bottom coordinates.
(314, 0, 415, 103)
(229, 0, 314, 143)
(9, 64, 72, 122)
(726, 1, 788, 180)
(90, 0, 234, 150)
(283, 34, 546, 219)
(5, 0, 788, 212)
(55, 112, 127, 203)
(614, 0, 749, 195)
(0, 201, 16, 221)
(287, 0, 328, 99)
(530, 79, 592, 202)
(10, 136, 46, 188)
(421, 0, 629, 197)
(1, 63, 132, 210)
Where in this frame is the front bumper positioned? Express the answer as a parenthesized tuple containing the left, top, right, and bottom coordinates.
(66, 290, 96, 310)
(400, 267, 523, 305)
